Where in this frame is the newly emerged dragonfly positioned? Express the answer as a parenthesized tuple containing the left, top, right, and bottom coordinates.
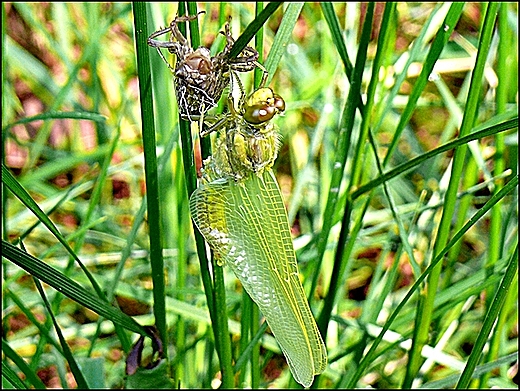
(147, 12, 260, 121)
(190, 72, 327, 387)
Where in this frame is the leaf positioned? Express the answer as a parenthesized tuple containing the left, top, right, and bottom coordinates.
(2, 240, 148, 337)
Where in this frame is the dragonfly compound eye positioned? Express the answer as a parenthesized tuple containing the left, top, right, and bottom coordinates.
(243, 105, 275, 124)
(243, 88, 285, 124)
(273, 94, 286, 113)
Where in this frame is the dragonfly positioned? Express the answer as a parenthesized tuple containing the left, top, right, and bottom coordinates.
(147, 12, 260, 121)
(189, 72, 327, 387)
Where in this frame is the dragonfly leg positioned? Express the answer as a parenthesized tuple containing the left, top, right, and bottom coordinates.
(147, 11, 206, 55)
(147, 28, 183, 71)
(254, 62, 269, 87)
(221, 16, 235, 49)
(199, 116, 229, 138)
(166, 13, 203, 50)
(216, 17, 259, 74)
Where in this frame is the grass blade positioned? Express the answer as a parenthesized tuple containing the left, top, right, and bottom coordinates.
(264, 3, 304, 85)
(3, 240, 149, 336)
(2, 165, 106, 300)
(33, 276, 90, 389)
(2, 339, 46, 389)
(456, 245, 518, 388)
(132, 1, 168, 350)
(346, 175, 518, 387)
(405, 4, 500, 386)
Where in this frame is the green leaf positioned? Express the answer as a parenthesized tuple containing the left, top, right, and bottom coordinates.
(2, 340, 46, 389)
(265, 3, 305, 84)
(2, 240, 148, 336)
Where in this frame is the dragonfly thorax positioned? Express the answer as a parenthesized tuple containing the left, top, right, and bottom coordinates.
(224, 121, 279, 178)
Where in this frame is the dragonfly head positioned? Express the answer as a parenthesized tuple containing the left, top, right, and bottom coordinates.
(243, 87, 285, 125)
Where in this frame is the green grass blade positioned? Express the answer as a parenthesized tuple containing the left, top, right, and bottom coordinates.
(2, 240, 149, 336)
(5, 286, 68, 354)
(175, 3, 234, 386)
(405, 4, 500, 386)
(421, 351, 519, 389)
(253, 2, 265, 88)
(372, 3, 451, 134)
(308, 2, 357, 299)
(187, 3, 235, 386)
(382, 3, 465, 166)
(132, 1, 168, 350)
(345, 174, 518, 387)
(3, 110, 107, 130)
(316, 2, 374, 341)
(2, 339, 46, 389)
(4, 35, 61, 98)
(264, 3, 304, 85)
(33, 276, 90, 389)
(228, 2, 283, 59)
(320, 3, 353, 76)
(2, 165, 106, 299)
(456, 245, 518, 388)
(2, 360, 28, 389)
(351, 117, 518, 199)
(480, 3, 515, 386)
(86, 197, 148, 357)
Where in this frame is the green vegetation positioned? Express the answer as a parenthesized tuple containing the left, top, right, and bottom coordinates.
(2, 2, 518, 388)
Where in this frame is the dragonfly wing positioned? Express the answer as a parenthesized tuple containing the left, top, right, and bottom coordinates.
(190, 170, 327, 387)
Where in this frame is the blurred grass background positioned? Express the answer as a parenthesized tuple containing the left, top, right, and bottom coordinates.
(2, 2, 518, 389)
